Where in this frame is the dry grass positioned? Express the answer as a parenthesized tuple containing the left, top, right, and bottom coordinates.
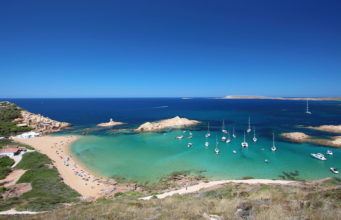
(2, 179, 341, 220)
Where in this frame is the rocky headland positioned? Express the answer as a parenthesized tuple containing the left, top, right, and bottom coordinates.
(135, 116, 200, 132)
(97, 118, 125, 127)
(20, 110, 71, 134)
(281, 132, 341, 148)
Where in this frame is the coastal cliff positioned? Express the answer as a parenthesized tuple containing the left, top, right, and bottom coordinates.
(20, 110, 71, 134)
(135, 116, 200, 132)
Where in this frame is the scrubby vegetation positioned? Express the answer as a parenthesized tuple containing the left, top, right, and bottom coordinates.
(0, 157, 14, 180)
(2, 178, 340, 220)
(0, 152, 80, 211)
(0, 102, 22, 122)
(0, 102, 32, 137)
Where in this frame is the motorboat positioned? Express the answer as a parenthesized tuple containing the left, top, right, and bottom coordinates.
(327, 150, 333, 156)
(187, 143, 193, 148)
(264, 159, 269, 163)
(188, 135, 193, 139)
(232, 150, 237, 154)
(330, 167, 339, 174)
(176, 135, 184, 139)
(311, 153, 327, 161)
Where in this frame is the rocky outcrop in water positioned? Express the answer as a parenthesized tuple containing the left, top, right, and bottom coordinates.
(281, 132, 341, 148)
(97, 118, 125, 127)
(306, 125, 341, 133)
(20, 110, 71, 134)
(135, 116, 200, 132)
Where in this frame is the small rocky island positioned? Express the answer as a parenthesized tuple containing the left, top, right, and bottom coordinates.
(97, 118, 125, 127)
(135, 116, 200, 132)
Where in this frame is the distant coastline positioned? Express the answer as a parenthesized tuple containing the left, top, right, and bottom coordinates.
(223, 95, 341, 101)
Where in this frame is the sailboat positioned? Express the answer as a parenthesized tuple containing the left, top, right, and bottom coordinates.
(221, 121, 227, 141)
(271, 132, 277, 151)
(247, 116, 252, 133)
(205, 122, 211, 138)
(241, 131, 249, 148)
(214, 136, 220, 154)
(232, 127, 236, 138)
(226, 132, 231, 143)
(306, 99, 312, 114)
(221, 135, 227, 142)
(222, 120, 228, 133)
(205, 141, 209, 148)
(252, 127, 257, 142)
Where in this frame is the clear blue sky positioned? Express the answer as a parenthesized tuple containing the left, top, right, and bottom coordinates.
(1, 0, 340, 98)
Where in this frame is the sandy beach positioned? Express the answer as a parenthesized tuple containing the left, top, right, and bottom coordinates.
(13, 135, 110, 199)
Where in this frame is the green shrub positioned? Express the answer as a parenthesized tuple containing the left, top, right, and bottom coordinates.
(0, 167, 11, 180)
(0, 157, 15, 168)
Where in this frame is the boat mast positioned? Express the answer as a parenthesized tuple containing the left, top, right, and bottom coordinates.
(215, 135, 218, 149)
(248, 117, 251, 130)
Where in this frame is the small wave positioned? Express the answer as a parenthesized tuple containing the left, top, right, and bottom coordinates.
(153, 106, 168, 108)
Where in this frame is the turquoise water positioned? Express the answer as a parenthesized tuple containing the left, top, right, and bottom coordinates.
(4, 98, 341, 183)
(71, 130, 341, 183)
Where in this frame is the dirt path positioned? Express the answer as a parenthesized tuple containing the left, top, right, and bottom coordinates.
(140, 179, 297, 200)
(0, 169, 26, 187)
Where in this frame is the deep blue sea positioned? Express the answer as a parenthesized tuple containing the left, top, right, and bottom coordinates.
(3, 98, 341, 183)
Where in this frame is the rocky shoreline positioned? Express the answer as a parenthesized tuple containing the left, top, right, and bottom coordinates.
(19, 110, 71, 134)
(281, 132, 341, 148)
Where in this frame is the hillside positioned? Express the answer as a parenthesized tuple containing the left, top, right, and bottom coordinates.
(2, 178, 340, 219)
